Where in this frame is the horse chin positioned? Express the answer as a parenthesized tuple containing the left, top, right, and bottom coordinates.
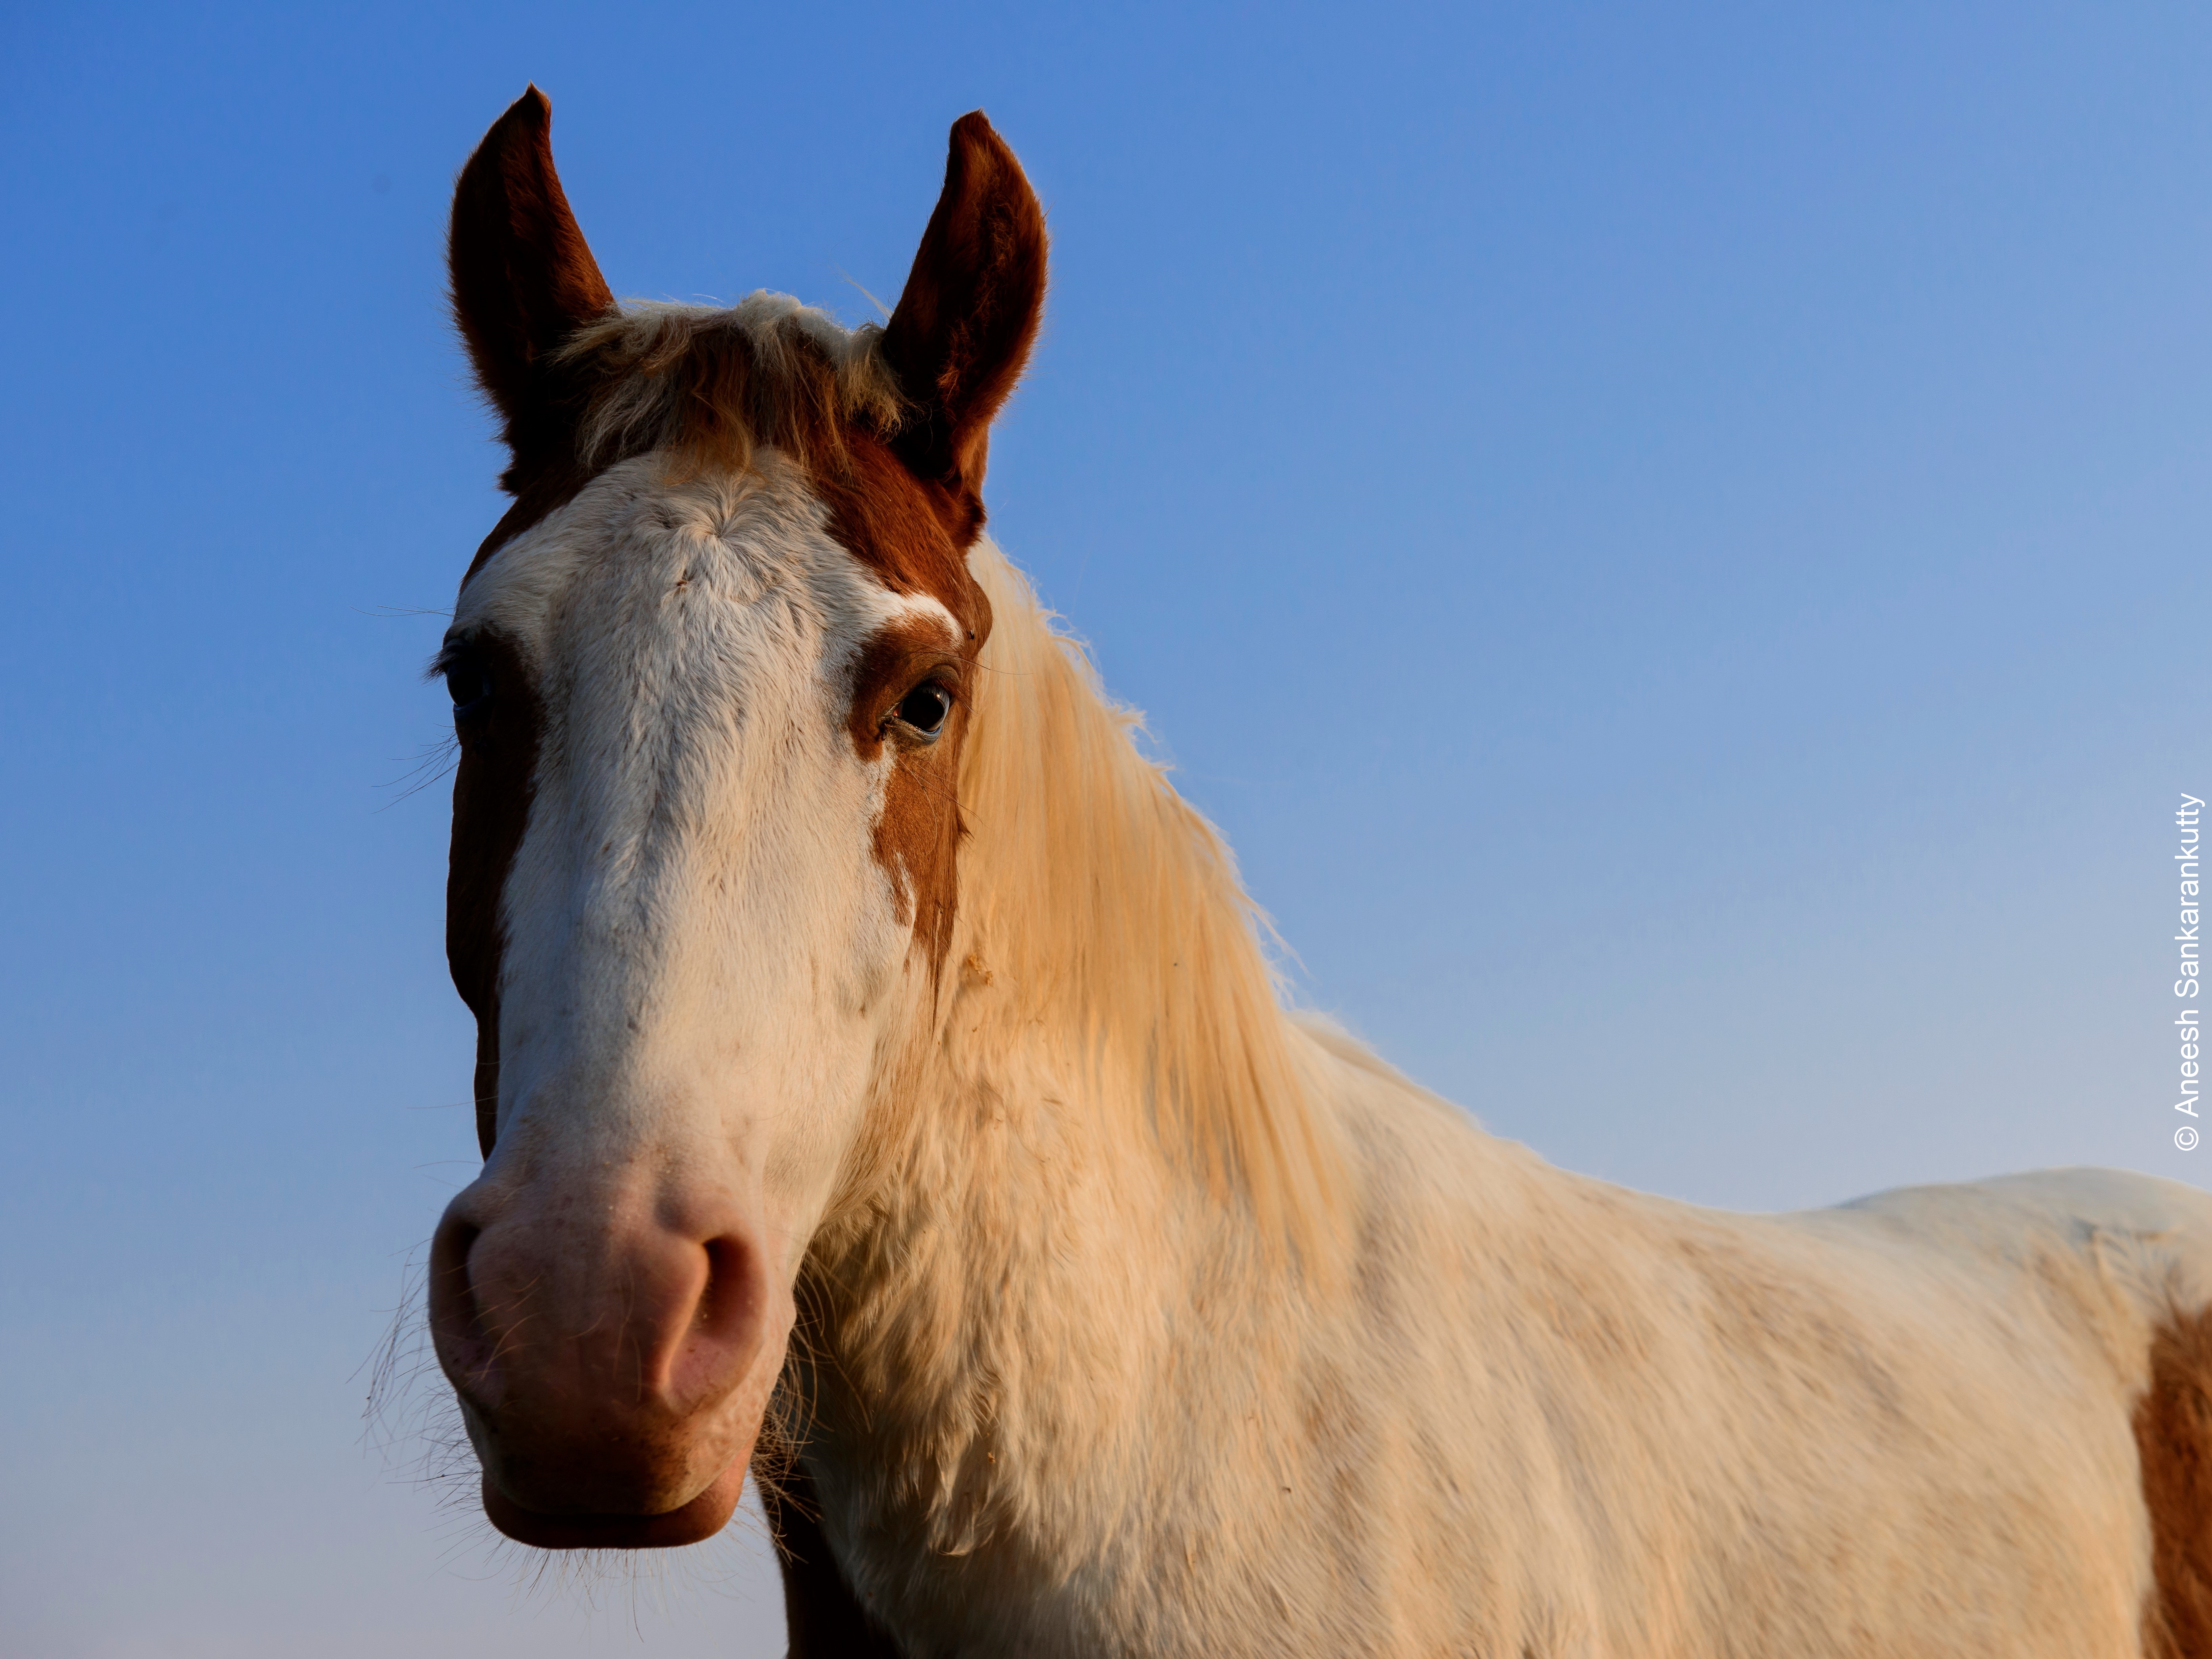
(479, 1447, 753, 1551)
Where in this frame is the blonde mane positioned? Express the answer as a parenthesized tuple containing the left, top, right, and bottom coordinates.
(953, 545, 1349, 1254)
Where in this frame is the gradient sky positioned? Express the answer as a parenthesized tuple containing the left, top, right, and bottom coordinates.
(3, 3, 2208, 1654)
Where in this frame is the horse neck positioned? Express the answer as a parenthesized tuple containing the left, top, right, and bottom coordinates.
(793, 541, 1351, 1545)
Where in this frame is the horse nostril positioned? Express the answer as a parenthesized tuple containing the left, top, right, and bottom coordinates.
(654, 1232, 767, 1405)
(428, 1210, 491, 1388)
(695, 1237, 754, 1335)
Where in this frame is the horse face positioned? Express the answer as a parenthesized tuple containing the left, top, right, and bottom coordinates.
(424, 90, 1042, 1550)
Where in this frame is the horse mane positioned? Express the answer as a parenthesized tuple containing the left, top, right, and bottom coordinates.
(954, 546, 1350, 1258)
(555, 292, 1349, 1257)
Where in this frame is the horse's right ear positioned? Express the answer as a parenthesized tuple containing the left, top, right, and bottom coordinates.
(448, 87, 614, 446)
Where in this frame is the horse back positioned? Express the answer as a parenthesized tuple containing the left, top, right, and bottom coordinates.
(1824, 1168, 2212, 1659)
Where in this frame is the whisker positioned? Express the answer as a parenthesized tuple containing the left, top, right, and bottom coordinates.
(375, 734, 461, 811)
(352, 603, 457, 620)
(362, 1249, 766, 1611)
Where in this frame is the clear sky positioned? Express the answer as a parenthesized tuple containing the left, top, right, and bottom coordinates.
(3, 3, 2207, 1654)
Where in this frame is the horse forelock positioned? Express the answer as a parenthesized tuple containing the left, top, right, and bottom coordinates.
(459, 293, 968, 579)
(564, 297, 906, 480)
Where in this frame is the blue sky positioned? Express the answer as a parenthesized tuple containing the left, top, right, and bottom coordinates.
(3, 3, 2207, 1653)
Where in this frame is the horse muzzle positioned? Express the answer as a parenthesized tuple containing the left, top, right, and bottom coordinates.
(427, 1172, 788, 1549)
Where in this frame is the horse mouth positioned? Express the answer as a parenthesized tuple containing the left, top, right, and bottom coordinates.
(479, 1456, 750, 1550)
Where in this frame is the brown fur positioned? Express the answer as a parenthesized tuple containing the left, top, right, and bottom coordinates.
(757, 1462, 911, 1658)
(844, 612, 976, 989)
(879, 111, 1049, 537)
(440, 632, 542, 1157)
(816, 432, 994, 616)
(2138, 1305, 2212, 1658)
(822, 436, 997, 991)
(448, 87, 617, 580)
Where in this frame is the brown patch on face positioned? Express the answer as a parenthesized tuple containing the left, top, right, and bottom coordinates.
(442, 631, 544, 1157)
(806, 431, 991, 991)
(2136, 1303, 2212, 1658)
(815, 433, 992, 620)
(799, 107, 1039, 983)
(843, 607, 971, 986)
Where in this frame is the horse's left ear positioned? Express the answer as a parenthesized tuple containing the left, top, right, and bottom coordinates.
(880, 112, 1047, 516)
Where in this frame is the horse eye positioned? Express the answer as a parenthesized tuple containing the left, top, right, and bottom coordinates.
(893, 682, 952, 740)
(444, 652, 493, 723)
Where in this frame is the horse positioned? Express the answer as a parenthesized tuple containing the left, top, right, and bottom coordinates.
(423, 86, 2212, 1657)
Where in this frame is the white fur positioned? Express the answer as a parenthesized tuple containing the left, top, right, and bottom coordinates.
(455, 453, 933, 1286)
(460, 452, 2210, 1657)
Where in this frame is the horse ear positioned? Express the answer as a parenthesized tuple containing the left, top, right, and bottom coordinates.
(880, 112, 1047, 506)
(448, 86, 614, 444)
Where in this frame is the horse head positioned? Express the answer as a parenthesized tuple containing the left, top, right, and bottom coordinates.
(426, 86, 1045, 1550)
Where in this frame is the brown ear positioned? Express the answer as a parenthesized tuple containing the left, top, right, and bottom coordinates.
(448, 86, 614, 462)
(879, 112, 1047, 522)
